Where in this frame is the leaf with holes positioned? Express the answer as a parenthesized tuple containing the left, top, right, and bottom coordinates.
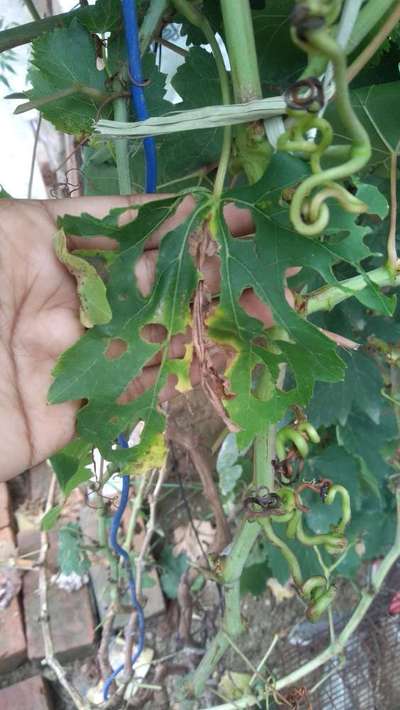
(25, 20, 110, 134)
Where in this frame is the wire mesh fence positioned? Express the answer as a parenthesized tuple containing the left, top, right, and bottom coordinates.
(269, 561, 400, 709)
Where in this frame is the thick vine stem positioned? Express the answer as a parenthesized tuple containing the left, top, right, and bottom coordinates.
(304, 265, 400, 315)
(189, 378, 272, 697)
(220, 0, 272, 182)
(206, 486, 400, 710)
(188, 520, 260, 698)
(171, 0, 231, 197)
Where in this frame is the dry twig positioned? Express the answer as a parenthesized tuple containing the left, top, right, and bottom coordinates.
(39, 475, 87, 710)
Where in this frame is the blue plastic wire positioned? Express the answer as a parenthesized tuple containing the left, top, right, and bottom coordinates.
(121, 0, 157, 193)
(103, 435, 146, 700)
(103, 2, 157, 698)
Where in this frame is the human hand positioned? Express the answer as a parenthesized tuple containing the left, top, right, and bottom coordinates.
(0, 194, 258, 481)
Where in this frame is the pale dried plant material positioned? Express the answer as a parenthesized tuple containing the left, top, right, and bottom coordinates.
(0, 539, 22, 608)
(173, 520, 216, 563)
(267, 578, 295, 604)
(95, 96, 287, 139)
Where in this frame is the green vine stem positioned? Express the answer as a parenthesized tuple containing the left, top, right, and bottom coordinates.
(220, 0, 271, 183)
(303, 265, 400, 315)
(189, 371, 274, 697)
(139, 0, 169, 54)
(112, 71, 132, 196)
(189, 520, 260, 698)
(205, 485, 400, 710)
(171, 0, 231, 197)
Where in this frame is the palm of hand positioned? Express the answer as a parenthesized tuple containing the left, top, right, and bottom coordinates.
(0, 200, 82, 480)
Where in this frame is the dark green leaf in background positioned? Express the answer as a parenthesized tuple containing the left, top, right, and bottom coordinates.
(160, 545, 189, 599)
(58, 523, 91, 577)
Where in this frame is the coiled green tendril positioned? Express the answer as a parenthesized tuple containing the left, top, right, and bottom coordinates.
(278, 0, 371, 237)
(254, 417, 352, 620)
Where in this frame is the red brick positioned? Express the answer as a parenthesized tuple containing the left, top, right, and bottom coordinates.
(20, 527, 96, 663)
(0, 675, 52, 710)
(0, 528, 27, 672)
(0, 483, 11, 530)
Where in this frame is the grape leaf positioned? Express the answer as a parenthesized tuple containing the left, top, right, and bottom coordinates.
(253, 0, 304, 88)
(54, 229, 112, 328)
(79, 0, 121, 33)
(49, 195, 201, 470)
(58, 523, 91, 577)
(337, 407, 398, 497)
(27, 20, 109, 134)
(327, 81, 400, 172)
(307, 350, 384, 428)
(49, 154, 389, 477)
(160, 545, 188, 599)
(50, 438, 92, 496)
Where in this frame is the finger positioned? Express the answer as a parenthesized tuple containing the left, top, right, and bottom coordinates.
(42, 192, 253, 236)
(29, 192, 253, 251)
(117, 347, 227, 405)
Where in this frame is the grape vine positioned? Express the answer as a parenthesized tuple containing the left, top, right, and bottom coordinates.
(4, 0, 400, 706)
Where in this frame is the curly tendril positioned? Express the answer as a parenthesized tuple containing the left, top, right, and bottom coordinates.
(278, 1, 371, 237)
(301, 575, 337, 621)
(256, 415, 353, 620)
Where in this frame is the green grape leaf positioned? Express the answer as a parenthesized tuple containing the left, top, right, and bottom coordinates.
(49, 154, 389, 479)
(253, 0, 304, 88)
(350, 510, 396, 559)
(337, 408, 398, 498)
(327, 81, 400, 172)
(58, 523, 91, 577)
(26, 20, 109, 134)
(307, 350, 384, 427)
(160, 545, 188, 599)
(49, 195, 200, 471)
(54, 229, 112, 328)
(50, 437, 92, 496)
(79, 0, 121, 33)
(240, 561, 271, 597)
(41, 504, 62, 532)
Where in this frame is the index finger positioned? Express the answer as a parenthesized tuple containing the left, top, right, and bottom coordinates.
(39, 193, 254, 249)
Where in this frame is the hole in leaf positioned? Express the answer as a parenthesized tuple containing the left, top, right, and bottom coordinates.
(134, 250, 157, 297)
(140, 324, 168, 344)
(105, 338, 128, 360)
(118, 292, 129, 301)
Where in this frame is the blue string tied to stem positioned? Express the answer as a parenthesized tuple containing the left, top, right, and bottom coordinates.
(103, 435, 146, 700)
(122, 0, 157, 193)
(103, 0, 158, 698)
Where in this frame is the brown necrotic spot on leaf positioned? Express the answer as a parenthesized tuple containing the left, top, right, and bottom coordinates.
(105, 338, 128, 360)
